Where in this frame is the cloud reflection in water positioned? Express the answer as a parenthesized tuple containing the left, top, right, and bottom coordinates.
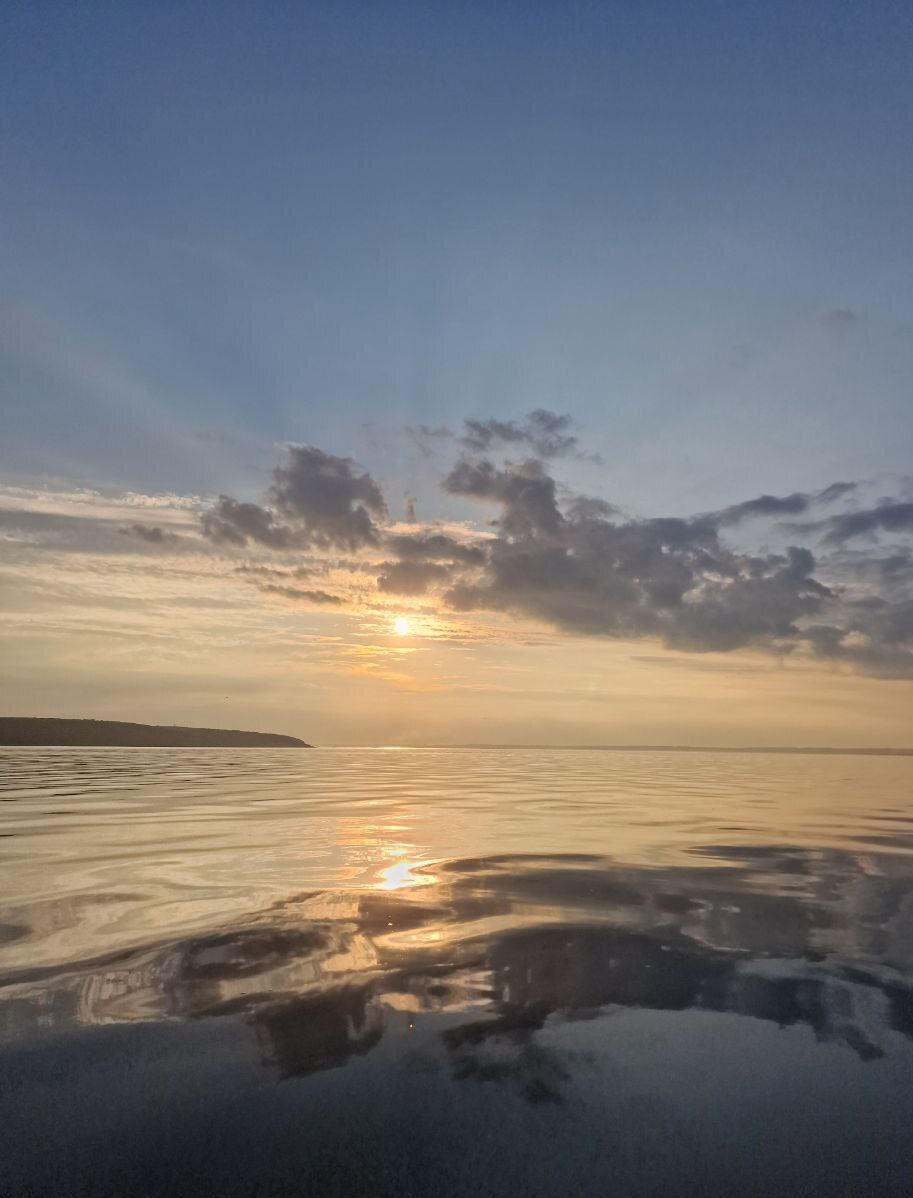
(3, 847, 913, 1102)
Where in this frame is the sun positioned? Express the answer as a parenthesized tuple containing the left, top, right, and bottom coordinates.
(393, 617, 410, 636)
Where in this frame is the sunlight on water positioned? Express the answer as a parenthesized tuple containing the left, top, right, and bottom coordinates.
(2, 746, 912, 977)
(376, 859, 438, 890)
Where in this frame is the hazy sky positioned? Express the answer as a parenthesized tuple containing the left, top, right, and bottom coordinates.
(2, 2, 912, 744)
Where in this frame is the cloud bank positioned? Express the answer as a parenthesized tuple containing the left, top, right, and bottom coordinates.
(194, 410, 913, 677)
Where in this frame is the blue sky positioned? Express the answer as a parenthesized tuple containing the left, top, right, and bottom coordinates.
(3, 1, 911, 518)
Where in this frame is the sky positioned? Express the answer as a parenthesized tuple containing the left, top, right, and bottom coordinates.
(1, 1, 912, 745)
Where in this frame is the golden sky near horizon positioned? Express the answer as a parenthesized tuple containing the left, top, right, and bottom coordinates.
(3, 479, 912, 748)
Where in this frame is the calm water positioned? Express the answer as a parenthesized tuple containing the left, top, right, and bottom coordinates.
(2, 747, 913, 1196)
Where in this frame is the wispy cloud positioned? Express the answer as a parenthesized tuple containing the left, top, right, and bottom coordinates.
(459, 409, 595, 461)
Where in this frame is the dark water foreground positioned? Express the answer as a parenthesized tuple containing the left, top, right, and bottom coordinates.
(2, 749, 913, 1196)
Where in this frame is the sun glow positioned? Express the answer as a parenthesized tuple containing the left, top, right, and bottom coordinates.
(393, 617, 410, 636)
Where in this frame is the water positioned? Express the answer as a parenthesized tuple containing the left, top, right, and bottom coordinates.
(2, 747, 913, 1196)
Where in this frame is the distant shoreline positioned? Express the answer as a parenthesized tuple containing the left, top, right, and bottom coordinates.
(0, 718, 310, 748)
(342, 744, 913, 757)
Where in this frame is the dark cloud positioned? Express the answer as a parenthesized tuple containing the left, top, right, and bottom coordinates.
(374, 529, 486, 597)
(268, 446, 386, 546)
(118, 523, 180, 544)
(376, 560, 452, 596)
(201, 496, 296, 548)
(563, 495, 619, 521)
(433, 454, 913, 671)
(459, 409, 586, 459)
(818, 481, 858, 504)
(384, 532, 485, 565)
(718, 482, 857, 526)
(235, 563, 314, 581)
(443, 458, 724, 638)
(201, 446, 387, 551)
(801, 618, 913, 679)
(719, 492, 813, 524)
(258, 584, 346, 606)
(832, 550, 913, 597)
(664, 550, 831, 653)
(446, 457, 565, 538)
(233, 560, 345, 607)
(821, 501, 913, 546)
(443, 504, 826, 653)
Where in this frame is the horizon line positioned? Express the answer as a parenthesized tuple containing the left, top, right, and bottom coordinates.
(322, 743, 913, 757)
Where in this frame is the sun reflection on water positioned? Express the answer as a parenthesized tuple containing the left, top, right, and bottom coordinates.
(376, 860, 437, 890)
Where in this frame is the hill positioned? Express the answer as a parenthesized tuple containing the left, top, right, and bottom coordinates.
(0, 718, 310, 748)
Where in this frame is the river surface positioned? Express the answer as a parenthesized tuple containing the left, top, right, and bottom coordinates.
(2, 747, 913, 1196)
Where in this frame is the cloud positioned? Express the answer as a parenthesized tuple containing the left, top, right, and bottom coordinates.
(233, 561, 350, 607)
(376, 560, 453, 596)
(0, 505, 196, 557)
(820, 501, 913, 545)
(833, 548, 913, 592)
(384, 532, 485, 565)
(718, 482, 857, 526)
(445, 457, 565, 538)
(192, 419, 913, 678)
(821, 308, 859, 332)
(818, 481, 858, 504)
(258, 584, 346, 606)
(201, 496, 295, 548)
(563, 495, 619, 521)
(444, 516, 820, 653)
(800, 612, 913, 679)
(201, 445, 387, 551)
(235, 563, 314, 581)
(403, 424, 454, 460)
(371, 527, 487, 599)
(718, 492, 814, 524)
(432, 452, 909, 673)
(0, 483, 200, 516)
(268, 446, 387, 545)
(118, 523, 181, 544)
(459, 409, 588, 459)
